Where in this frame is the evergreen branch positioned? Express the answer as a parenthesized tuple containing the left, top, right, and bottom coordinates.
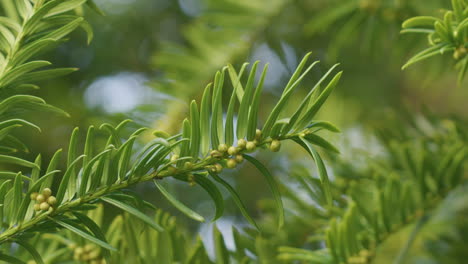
(402, 0, 468, 83)
(0, 50, 343, 260)
(277, 115, 467, 263)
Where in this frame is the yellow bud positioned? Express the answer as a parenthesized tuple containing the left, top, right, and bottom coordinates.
(226, 159, 237, 169)
(227, 146, 238, 156)
(170, 154, 179, 162)
(166, 166, 177, 175)
(237, 139, 247, 149)
(88, 249, 100, 259)
(269, 140, 281, 152)
(47, 196, 57, 205)
(36, 194, 45, 203)
(75, 247, 84, 255)
(188, 174, 195, 186)
(40, 202, 50, 211)
(42, 188, 52, 198)
(215, 163, 223, 173)
(235, 154, 244, 163)
(245, 141, 256, 152)
(184, 161, 194, 170)
(30, 192, 38, 200)
(218, 144, 228, 152)
(210, 150, 223, 159)
(33, 203, 41, 211)
(255, 129, 262, 139)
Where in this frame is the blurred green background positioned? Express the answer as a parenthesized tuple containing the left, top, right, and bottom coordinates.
(18, 0, 467, 262)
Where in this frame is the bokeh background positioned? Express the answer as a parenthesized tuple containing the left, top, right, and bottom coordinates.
(17, 0, 468, 262)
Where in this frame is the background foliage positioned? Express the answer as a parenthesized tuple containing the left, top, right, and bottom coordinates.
(0, 0, 466, 263)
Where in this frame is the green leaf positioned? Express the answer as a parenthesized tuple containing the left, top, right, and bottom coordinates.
(14, 240, 45, 264)
(295, 137, 333, 207)
(11, 172, 23, 224)
(295, 71, 343, 130)
(0, 61, 51, 86)
(237, 61, 259, 140)
(79, 148, 112, 196)
(243, 155, 284, 229)
(402, 16, 439, 29)
(306, 121, 340, 133)
(285, 63, 337, 133)
(117, 136, 137, 181)
(55, 154, 84, 205)
(189, 100, 200, 159)
(179, 118, 191, 165)
(46, 0, 87, 17)
(262, 53, 314, 137)
(213, 225, 229, 264)
(44, 17, 84, 41)
(199, 83, 212, 155)
(11, 39, 57, 66)
(225, 63, 248, 145)
(191, 174, 224, 221)
(83, 125, 95, 168)
(209, 172, 259, 231)
(302, 134, 340, 153)
(405, 44, 455, 70)
(12, 68, 78, 84)
(154, 180, 205, 222)
(101, 196, 164, 232)
(246, 64, 268, 141)
(211, 69, 225, 147)
(227, 63, 248, 102)
(0, 154, 38, 168)
(40, 148, 62, 190)
(52, 218, 117, 252)
(23, 0, 61, 34)
(72, 212, 112, 262)
(0, 95, 45, 115)
(0, 252, 25, 264)
(65, 127, 79, 200)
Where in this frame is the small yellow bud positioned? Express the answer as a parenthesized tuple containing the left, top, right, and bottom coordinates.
(170, 154, 179, 162)
(184, 161, 194, 170)
(30, 192, 38, 200)
(237, 139, 247, 149)
(84, 244, 95, 252)
(270, 140, 281, 152)
(226, 159, 237, 169)
(165, 166, 177, 175)
(88, 250, 100, 259)
(40, 202, 50, 211)
(245, 141, 256, 152)
(255, 129, 262, 139)
(47, 196, 57, 205)
(214, 163, 223, 173)
(75, 247, 84, 255)
(68, 243, 77, 250)
(42, 188, 52, 198)
(227, 146, 238, 156)
(218, 144, 228, 152)
(36, 194, 45, 203)
(188, 174, 195, 186)
(34, 203, 41, 211)
(235, 154, 244, 163)
(210, 150, 223, 159)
